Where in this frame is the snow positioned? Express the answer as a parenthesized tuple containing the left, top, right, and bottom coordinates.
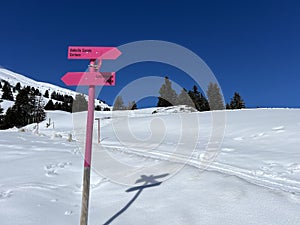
(0, 99, 14, 113)
(0, 108, 300, 224)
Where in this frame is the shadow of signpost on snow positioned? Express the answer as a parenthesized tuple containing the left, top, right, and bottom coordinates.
(103, 173, 169, 225)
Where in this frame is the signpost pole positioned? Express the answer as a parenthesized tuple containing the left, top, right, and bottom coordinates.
(80, 59, 96, 225)
(62, 46, 121, 225)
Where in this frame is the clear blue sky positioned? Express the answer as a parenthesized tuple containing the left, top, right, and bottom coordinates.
(0, 0, 299, 108)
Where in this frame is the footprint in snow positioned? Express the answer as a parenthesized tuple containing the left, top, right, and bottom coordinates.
(251, 132, 268, 139)
(64, 210, 73, 216)
(44, 162, 72, 177)
(272, 126, 285, 133)
(221, 148, 235, 152)
(0, 190, 13, 200)
(233, 137, 244, 141)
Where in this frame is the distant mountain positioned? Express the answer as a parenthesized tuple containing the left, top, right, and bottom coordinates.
(0, 68, 111, 109)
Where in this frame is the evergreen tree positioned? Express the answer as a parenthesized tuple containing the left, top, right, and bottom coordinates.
(131, 101, 137, 110)
(34, 88, 41, 96)
(226, 103, 231, 109)
(2, 107, 15, 129)
(0, 99, 3, 115)
(199, 93, 210, 111)
(0, 99, 4, 126)
(61, 95, 73, 112)
(3, 88, 34, 128)
(45, 100, 55, 110)
(206, 82, 225, 110)
(113, 95, 125, 110)
(178, 88, 194, 106)
(72, 94, 88, 112)
(15, 82, 21, 91)
(127, 101, 137, 110)
(51, 91, 57, 100)
(95, 105, 102, 111)
(33, 96, 46, 123)
(157, 77, 178, 107)
(54, 102, 62, 110)
(229, 92, 245, 109)
(1, 82, 14, 101)
(188, 85, 210, 111)
(44, 90, 49, 98)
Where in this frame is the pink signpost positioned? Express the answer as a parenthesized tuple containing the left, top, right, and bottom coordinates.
(62, 46, 121, 225)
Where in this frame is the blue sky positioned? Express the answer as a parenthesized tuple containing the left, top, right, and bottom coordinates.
(0, 0, 299, 108)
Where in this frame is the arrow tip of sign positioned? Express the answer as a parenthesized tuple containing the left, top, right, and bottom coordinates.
(100, 48, 121, 59)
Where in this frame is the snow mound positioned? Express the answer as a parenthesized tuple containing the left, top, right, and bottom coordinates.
(152, 105, 197, 114)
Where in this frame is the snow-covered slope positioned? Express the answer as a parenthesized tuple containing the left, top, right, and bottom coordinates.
(0, 108, 300, 225)
(0, 68, 75, 97)
(0, 68, 110, 108)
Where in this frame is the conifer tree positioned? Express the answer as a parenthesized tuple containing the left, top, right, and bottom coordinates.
(229, 92, 245, 109)
(72, 94, 88, 112)
(33, 96, 46, 123)
(44, 90, 49, 98)
(157, 77, 178, 107)
(226, 103, 231, 109)
(206, 82, 225, 110)
(188, 85, 210, 111)
(95, 105, 102, 111)
(113, 95, 125, 110)
(0, 99, 4, 126)
(178, 88, 194, 106)
(1, 82, 14, 101)
(15, 82, 21, 91)
(3, 88, 32, 127)
(127, 100, 137, 110)
(45, 100, 55, 110)
(0, 99, 3, 115)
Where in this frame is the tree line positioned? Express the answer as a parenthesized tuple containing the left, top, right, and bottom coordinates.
(0, 80, 110, 129)
(157, 77, 245, 110)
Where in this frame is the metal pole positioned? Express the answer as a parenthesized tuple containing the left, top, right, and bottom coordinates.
(80, 59, 96, 225)
(95, 118, 100, 143)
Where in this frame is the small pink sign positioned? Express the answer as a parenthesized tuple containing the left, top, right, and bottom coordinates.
(68, 46, 121, 59)
(61, 72, 115, 86)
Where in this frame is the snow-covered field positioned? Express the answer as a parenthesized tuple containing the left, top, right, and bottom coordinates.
(0, 108, 300, 225)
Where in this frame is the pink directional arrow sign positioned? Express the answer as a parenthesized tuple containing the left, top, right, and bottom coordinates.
(68, 46, 121, 59)
(61, 72, 115, 86)
(62, 46, 121, 225)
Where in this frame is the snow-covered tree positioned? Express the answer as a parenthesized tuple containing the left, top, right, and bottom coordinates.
(33, 96, 46, 123)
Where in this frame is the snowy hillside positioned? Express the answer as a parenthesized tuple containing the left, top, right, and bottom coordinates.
(0, 108, 300, 225)
(0, 68, 110, 108)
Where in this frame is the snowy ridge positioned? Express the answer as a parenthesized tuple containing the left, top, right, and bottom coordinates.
(0, 68, 75, 96)
(0, 68, 111, 108)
